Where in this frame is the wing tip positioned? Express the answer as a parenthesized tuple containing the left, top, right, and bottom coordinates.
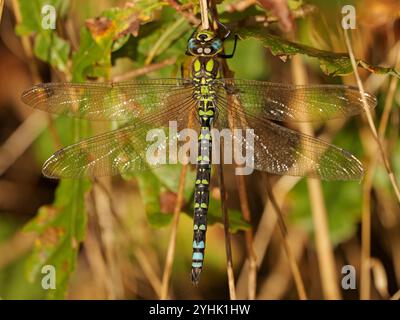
(21, 83, 55, 107)
(42, 148, 72, 179)
(42, 154, 62, 179)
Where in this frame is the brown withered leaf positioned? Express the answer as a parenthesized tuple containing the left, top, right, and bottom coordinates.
(85, 17, 113, 38)
(159, 191, 178, 214)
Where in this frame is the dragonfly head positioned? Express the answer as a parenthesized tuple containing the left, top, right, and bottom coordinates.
(187, 29, 223, 57)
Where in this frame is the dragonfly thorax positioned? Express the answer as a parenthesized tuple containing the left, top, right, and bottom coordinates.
(191, 57, 221, 80)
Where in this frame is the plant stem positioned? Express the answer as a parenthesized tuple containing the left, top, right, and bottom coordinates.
(291, 54, 341, 300)
(236, 175, 257, 299)
(199, 0, 210, 30)
(265, 177, 307, 300)
(160, 164, 188, 299)
(218, 159, 237, 300)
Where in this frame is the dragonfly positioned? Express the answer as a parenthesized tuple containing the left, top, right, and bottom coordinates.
(22, 27, 377, 284)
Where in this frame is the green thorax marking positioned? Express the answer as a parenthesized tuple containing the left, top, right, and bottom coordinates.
(190, 57, 219, 124)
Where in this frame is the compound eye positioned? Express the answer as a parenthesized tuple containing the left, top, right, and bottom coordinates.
(188, 39, 196, 49)
(211, 39, 222, 51)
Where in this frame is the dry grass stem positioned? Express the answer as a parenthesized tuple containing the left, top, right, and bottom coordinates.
(236, 176, 300, 298)
(236, 175, 257, 299)
(199, 0, 210, 30)
(291, 54, 341, 299)
(344, 29, 400, 300)
(218, 161, 237, 300)
(0, 0, 4, 22)
(0, 111, 48, 175)
(160, 164, 188, 299)
(265, 177, 307, 300)
(112, 58, 176, 82)
(344, 29, 400, 203)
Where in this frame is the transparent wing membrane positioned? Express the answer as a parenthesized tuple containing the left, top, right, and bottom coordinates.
(22, 77, 373, 180)
(229, 117, 364, 180)
(214, 82, 366, 180)
(21, 79, 194, 122)
(43, 114, 199, 178)
(216, 79, 377, 122)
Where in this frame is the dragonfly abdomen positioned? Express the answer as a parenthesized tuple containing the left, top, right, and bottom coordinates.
(191, 85, 217, 284)
(190, 55, 221, 284)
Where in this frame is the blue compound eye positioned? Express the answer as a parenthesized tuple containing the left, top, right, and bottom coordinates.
(188, 39, 197, 49)
(211, 39, 222, 51)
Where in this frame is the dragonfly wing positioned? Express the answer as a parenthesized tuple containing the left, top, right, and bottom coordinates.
(214, 108, 364, 180)
(217, 79, 377, 122)
(43, 102, 199, 178)
(21, 79, 195, 123)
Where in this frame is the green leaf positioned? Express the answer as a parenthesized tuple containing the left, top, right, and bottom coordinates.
(239, 28, 400, 78)
(34, 33, 70, 72)
(16, 0, 70, 71)
(138, 17, 190, 64)
(23, 179, 91, 299)
(71, 28, 107, 82)
(0, 217, 45, 299)
(15, 0, 68, 34)
(289, 179, 362, 245)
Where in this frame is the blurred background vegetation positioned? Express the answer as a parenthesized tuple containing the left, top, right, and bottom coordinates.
(0, 0, 400, 300)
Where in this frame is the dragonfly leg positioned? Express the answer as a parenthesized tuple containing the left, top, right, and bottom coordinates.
(218, 34, 238, 59)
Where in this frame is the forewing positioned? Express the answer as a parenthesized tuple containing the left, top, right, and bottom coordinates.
(217, 79, 377, 122)
(21, 79, 195, 123)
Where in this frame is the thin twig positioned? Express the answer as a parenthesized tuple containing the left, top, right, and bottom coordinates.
(358, 41, 400, 300)
(391, 289, 400, 300)
(83, 219, 112, 298)
(0, 232, 35, 269)
(166, 0, 200, 25)
(0, 111, 48, 175)
(344, 29, 400, 204)
(265, 176, 307, 300)
(199, 0, 210, 30)
(291, 54, 341, 300)
(236, 175, 257, 299)
(344, 29, 400, 300)
(236, 176, 300, 298)
(257, 229, 307, 299)
(159, 95, 196, 298)
(0, 0, 4, 23)
(160, 164, 188, 299)
(135, 248, 163, 298)
(95, 179, 163, 298)
(203, 0, 236, 298)
(112, 58, 176, 82)
(90, 183, 125, 299)
(218, 160, 237, 300)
